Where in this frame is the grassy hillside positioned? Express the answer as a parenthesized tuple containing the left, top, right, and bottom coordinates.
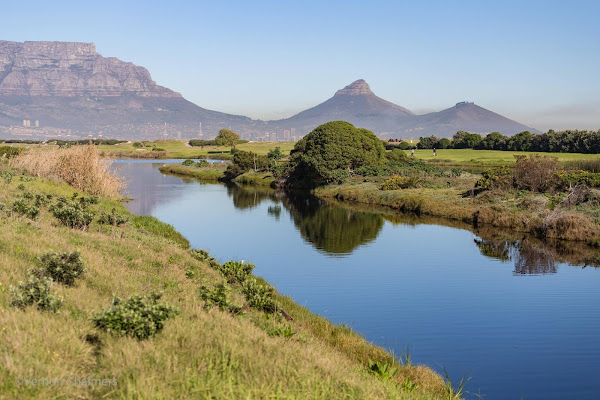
(0, 160, 448, 399)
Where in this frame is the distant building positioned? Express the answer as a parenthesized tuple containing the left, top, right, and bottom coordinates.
(284, 130, 290, 141)
(290, 128, 296, 138)
(198, 122, 203, 139)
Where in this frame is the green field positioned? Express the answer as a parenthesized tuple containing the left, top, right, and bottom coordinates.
(409, 148, 600, 165)
(97, 140, 296, 159)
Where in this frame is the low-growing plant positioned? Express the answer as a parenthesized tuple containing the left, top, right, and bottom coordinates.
(241, 278, 277, 313)
(10, 275, 63, 312)
(442, 366, 471, 399)
(367, 359, 397, 380)
(195, 159, 210, 167)
(38, 251, 85, 286)
(401, 377, 419, 392)
(218, 260, 254, 284)
(182, 159, 195, 166)
(11, 198, 40, 219)
(380, 176, 421, 190)
(17, 183, 26, 190)
(92, 293, 179, 340)
(267, 325, 296, 338)
(97, 208, 129, 226)
(199, 283, 241, 314)
(190, 248, 221, 269)
(50, 196, 95, 230)
(0, 170, 14, 183)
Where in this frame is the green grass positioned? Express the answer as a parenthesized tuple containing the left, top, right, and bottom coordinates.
(158, 163, 227, 181)
(408, 149, 600, 165)
(0, 163, 447, 399)
(97, 140, 296, 159)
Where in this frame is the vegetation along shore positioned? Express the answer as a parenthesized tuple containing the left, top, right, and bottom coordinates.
(159, 123, 600, 246)
(0, 145, 454, 398)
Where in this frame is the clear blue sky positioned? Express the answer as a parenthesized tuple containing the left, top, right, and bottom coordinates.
(1, 0, 599, 130)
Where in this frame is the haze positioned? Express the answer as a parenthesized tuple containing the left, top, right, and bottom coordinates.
(1, 0, 598, 131)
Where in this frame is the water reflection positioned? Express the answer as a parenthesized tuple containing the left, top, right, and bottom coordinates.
(224, 185, 384, 254)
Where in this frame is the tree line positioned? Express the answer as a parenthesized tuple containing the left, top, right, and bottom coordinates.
(415, 130, 600, 153)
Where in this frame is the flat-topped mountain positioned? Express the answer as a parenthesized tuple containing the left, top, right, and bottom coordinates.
(0, 41, 255, 139)
(0, 41, 538, 140)
(0, 41, 179, 97)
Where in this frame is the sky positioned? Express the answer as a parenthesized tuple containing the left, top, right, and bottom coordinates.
(1, 0, 599, 131)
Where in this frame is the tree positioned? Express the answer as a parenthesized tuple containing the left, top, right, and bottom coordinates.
(479, 132, 507, 150)
(215, 129, 241, 149)
(506, 131, 533, 151)
(287, 121, 386, 187)
(267, 147, 283, 161)
(417, 136, 439, 149)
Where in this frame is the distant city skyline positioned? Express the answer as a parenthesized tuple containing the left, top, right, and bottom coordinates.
(1, 0, 599, 131)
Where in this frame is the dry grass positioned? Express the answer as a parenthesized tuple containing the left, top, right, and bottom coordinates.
(11, 146, 124, 197)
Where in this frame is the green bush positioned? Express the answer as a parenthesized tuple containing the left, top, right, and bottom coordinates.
(11, 198, 40, 219)
(380, 176, 421, 190)
(198, 283, 241, 313)
(151, 147, 166, 152)
(386, 148, 409, 163)
(475, 166, 512, 190)
(0, 146, 23, 158)
(367, 359, 398, 380)
(286, 121, 386, 187)
(50, 197, 94, 229)
(267, 325, 296, 338)
(218, 260, 255, 284)
(0, 171, 14, 183)
(10, 275, 63, 312)
(93, 293, 179, 340)
(38, 251, 85, 286)
(182, 159, 195, 166)
(195, 160, 210, 167)
(241, 278, 277, 313)
(97, 209, 129, 226)
(551, 170, 600, 190)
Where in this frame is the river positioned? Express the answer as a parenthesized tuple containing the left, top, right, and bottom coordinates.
(114, 159, 600, 400)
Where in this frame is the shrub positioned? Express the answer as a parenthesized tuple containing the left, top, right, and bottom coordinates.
(10, 275, 63, 312)
(0, 170, 14, 183)
(551, 170, 600, 190)
(0, 146, 24, 158)
(386, 148, 409, 163)
(198, 283, 241, 313)
(241, 278, 277, 312)
(513, 155, 559, 192)
(151, 147, 166, 152)
(182, 159, 195, 166)
(132, 142, 143, 148)
(218, 260, 255, 284)
(97, 208, 129, 226)
(475, 166, 512, 190)
(380, 176, 421, 190)
(92, 293, 179, 340)
(11, 198, 40, 219)
(195, 160, 209, 167)
(38, 251, 85, 286)
(286, 121, 386, 187)
(50, 197, 94, 230)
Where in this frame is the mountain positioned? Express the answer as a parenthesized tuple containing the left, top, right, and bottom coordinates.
(405, 101, 539, 137)
(0, 41, 259, 139)
(270, 79, 414, 135)
(0, 41, 538, 140)
(272, 80, 538, 138)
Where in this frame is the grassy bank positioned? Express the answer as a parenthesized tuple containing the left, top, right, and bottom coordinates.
(315, 178, 600, 245)
(97, 140, 295, 159)
(159, 162, 277, 187)
(0, 160, 447, 398)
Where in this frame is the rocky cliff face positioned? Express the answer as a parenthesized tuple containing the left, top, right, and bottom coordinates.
(0, 41, 180, 97)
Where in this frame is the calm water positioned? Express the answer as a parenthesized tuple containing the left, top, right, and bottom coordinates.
(115, 160, 600, 400)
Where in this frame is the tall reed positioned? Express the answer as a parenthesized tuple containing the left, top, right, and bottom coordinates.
(11, 146, 123, 196)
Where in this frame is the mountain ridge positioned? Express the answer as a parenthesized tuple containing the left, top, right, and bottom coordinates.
(0, 40, 539, 140)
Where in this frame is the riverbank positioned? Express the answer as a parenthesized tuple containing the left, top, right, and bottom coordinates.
(0, 162, 447, 398)
(159, 163, 276, 187)
(315, 180, 600, 246)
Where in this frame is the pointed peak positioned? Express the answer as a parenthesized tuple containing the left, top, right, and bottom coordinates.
(335, 79, 373, 96)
